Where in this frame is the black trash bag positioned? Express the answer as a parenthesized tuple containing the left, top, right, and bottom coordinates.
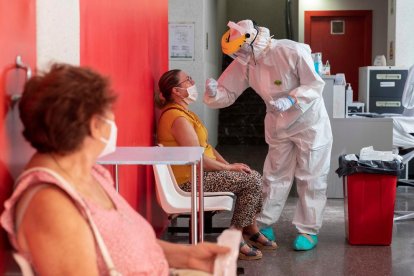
(335, 154, 404, 177)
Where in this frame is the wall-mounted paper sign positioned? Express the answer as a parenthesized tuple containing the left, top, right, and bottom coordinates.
(169, 22, 195, 61)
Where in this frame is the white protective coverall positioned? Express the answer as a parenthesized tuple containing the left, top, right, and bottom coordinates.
(204, 20, 333, 235)
(402, 65, 414, 116)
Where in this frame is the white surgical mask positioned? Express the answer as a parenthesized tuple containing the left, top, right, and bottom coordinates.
(99, 118, 117, 157)
(233, 27, 271, 65)
(182, 85, 198, 104)
(251, 26, 271, 58)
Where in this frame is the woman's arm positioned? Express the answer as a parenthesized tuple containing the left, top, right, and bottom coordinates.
(212, 147, 229, 165)
(18, 186, 99, 276)
(171, 117, 227, 171)
(171, 117, 250, 172)
(157, 240, 229, 273)
(203, 60, 250, 109)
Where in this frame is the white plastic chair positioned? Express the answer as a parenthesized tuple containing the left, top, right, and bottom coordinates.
(152, 164, 234, 235)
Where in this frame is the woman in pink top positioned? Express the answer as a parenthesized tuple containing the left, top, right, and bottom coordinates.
(1, 64, 228, 275)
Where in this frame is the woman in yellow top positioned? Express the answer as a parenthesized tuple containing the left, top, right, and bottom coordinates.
(155, 69, 277, 260)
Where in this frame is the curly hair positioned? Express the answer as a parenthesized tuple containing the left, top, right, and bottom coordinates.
(19, 63, 117, 154)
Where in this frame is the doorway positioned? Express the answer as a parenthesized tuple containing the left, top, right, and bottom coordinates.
(305, 10, 372, 99)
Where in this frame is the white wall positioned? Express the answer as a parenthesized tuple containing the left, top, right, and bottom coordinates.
(168, 0, 204, 118)
(299, 0, 388, 62)
(6, 0, 81, 179)
(202, 0, 227, 145)
(387, 0, 414, 67)
(36, 0, 80, 70)
(169, 0, 226, 146)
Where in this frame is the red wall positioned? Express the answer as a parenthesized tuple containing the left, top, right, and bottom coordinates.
(0, 0, 36, 272)
(79, 0, 169, 231)
(0, 1, 168, 271)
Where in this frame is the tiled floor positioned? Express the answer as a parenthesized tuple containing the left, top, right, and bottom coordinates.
(164, 145, 414, 276)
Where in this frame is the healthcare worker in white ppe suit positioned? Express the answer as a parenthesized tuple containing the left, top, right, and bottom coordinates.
(204, 19, 333, 251)
(402, 65, 414, 116)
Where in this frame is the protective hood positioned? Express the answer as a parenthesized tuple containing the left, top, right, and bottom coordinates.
(221, 20, 272, 65)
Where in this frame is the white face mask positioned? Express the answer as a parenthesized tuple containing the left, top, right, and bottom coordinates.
(251, 26, 271, 58)
(182, 85, 198, 104)
(233, 26, 271, 65)
(98, 118, 117, 157)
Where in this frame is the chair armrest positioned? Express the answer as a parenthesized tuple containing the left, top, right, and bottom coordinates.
(178, 190, 235, 198)
(204, 192, 236, 198)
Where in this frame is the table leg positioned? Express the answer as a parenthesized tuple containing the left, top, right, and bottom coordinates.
(115, 164, 119, 192)
(394, 211, 414, 221)
(191, 164, 198, 244)
(198, 159, 204, 242)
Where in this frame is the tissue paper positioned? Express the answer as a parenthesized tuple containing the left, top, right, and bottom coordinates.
(213, 229, 242, 276)
(359, 146, 394, 161)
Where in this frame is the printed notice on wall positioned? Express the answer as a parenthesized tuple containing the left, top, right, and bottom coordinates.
(169, 23, 195, 60)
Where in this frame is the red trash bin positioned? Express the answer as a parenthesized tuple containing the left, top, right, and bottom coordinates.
(344, 173, 397, 245)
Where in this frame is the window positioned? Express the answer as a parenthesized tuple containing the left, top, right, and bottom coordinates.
(331, 20, 345, 35)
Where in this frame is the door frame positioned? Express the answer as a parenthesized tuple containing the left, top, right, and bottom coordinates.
(304, 10, 372, 66)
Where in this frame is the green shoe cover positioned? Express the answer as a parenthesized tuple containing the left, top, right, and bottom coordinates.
(259, 227, 276, 242)
(293, 234, 318, 251)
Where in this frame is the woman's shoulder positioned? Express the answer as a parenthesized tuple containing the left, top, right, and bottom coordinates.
(15, 167, 66, 191)
(13, 166, 95, 215)
(14, 167, 88, 208)
(161, 104, 187, 117)
(159, 104, 193, 127)
(0, 167, 86, 250)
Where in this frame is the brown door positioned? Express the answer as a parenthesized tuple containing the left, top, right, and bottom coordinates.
(305, 10, 372, 99)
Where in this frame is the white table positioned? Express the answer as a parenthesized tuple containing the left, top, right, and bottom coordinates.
(97, 146, 205, 244)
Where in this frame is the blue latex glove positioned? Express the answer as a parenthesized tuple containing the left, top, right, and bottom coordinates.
(270, 96, 295, 112)
(205, 78, 218, 97)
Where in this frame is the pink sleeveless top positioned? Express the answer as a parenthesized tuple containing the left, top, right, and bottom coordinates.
(1, 165, 169, 275)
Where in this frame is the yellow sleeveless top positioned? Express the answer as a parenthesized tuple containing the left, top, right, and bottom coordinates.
(157, 103, 216, 185)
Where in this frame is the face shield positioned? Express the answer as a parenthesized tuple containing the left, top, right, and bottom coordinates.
(221, 20, 258, 56)
(221, 20, 271, 65)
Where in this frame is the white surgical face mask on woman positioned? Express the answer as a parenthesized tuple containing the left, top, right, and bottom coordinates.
(98, 118, 117, 157)
(182, 85, 198, 104)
